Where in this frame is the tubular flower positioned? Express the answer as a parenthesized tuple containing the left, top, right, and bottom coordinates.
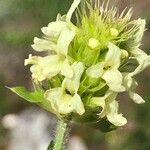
(45, 62, 85, 116)
(24, 0, 80, 82)
(10, 0, 150, 132)
(86, 42, 125, 92)
(86, 91, 127, 126)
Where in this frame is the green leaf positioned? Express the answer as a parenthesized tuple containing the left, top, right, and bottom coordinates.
(8, 86, 44, 103)
(119, 58, 139, 73)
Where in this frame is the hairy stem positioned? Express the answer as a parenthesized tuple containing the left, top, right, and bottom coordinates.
(53, 120, 68, 150)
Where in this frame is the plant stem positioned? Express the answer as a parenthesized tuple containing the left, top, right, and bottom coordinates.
(53, 120, 67, 150)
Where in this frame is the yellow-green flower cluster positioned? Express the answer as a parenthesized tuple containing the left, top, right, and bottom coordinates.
(12, 0, 150, 130)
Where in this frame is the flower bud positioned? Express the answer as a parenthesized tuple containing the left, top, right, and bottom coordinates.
(88, 38, 100, 49)
(110, 28, 119, 37)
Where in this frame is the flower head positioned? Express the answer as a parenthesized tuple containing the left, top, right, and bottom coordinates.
(11, 0, 150, 132)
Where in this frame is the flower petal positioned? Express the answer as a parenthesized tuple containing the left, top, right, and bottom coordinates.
(107, 100, 127, 126)
(105, 42, 121, 69)
(86, 63, 104, 78)
(57, 27, 75, 56)
(129, 92, 145, 104)
(25, 55, 64, 82)
(61, 59, 74, 78)
(70, 93, 85, 115)
(56, 14, 66, 21)
(63, 62, 84, 94)
(102, 69, 125, 92)
(66, 0, 81, 22)
(31, 37, 56, 52)
(107, 113, 127, 127)
(41, 21, 67, 38)
(45, 88, 85, 115)
(44, 88, 62, 113)
(56, 93, 85, 115)
(132, 19, 146, 48)
(130, 49, 150, 76)
(24, 54, 40, 66)
(124, 75, 145, 104)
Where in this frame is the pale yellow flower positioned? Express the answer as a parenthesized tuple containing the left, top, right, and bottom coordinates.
(25, 0, 82, 82)
(44, 62, 85, 115)
(25, 54, 61, 82)
(87, 91, 127, 126)
(123, 49, 150, 104)
(45, 88, 84, 115)
(130, 48, 150, 76)
(123, 75, 145, 104)
(86, 42, 125, 92)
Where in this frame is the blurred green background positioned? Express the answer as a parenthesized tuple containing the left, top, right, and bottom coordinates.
(0, 0, 150, 150)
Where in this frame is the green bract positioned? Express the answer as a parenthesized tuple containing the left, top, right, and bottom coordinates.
(10, 0, 150, 132)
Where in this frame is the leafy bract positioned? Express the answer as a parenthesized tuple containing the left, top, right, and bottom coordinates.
(8, 86, 44, 103)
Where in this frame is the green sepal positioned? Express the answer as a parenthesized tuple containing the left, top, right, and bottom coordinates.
(89, 118, 117, 133)
(73, 105, 102, 123)
(73, 111, 117, 133)
(48, 75, 63, 89)
(8, 86, 44, 103)
(80, 46, 100, 66)
(119, 58, 139, 73)
(79, 74, 107, 95)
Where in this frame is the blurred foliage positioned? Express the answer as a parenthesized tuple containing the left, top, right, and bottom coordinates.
(0, 0, 72, 47)
(0, 0, 150, 150)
